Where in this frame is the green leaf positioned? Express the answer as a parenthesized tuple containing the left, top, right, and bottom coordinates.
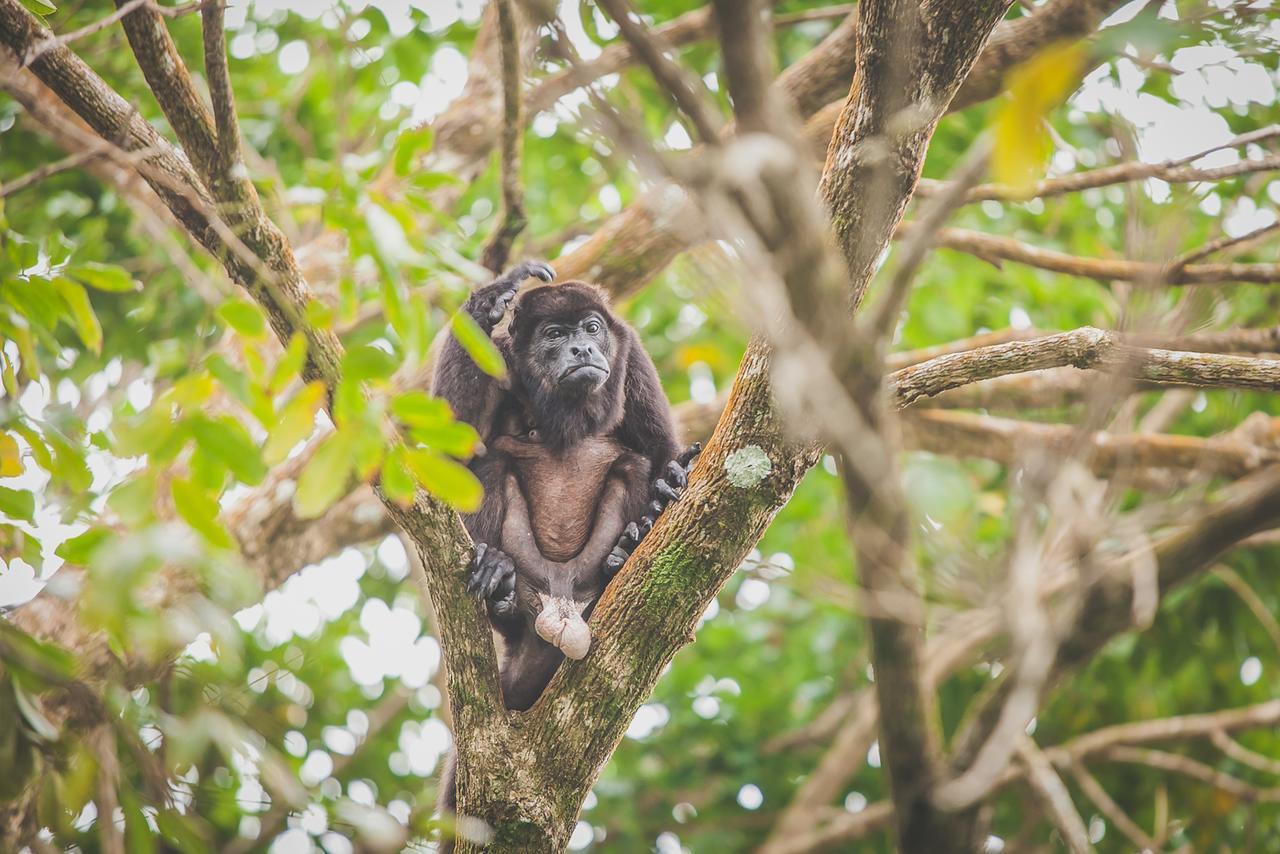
(171, 478, 233, 549)
(410, 420, 480, 458)
(269, 334, 308, 394)
(55, 527, 111, 565)
(450, 312, 507, 379)
(19, 0, 57, 18)
(263, 382, 325, 465)
(403, 448, 482, 512)
(341, 345, 398, 382)
(217, 300, 268, 340)
(67, 261, 137, 292)
(0, 486, 35, 522)
(379, 445, 417, 506)
(0, 431, 22, 477)
(190, 416, 267, 485)
(304, 299, 334, 330)
(107, 474, 156, 525)
(51, 277, 102, 354)
(390, 391, 452, 427)
(293, 432, 355, 519)
(393, 125, 434, 176)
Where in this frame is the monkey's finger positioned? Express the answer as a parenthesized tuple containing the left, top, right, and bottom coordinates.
(473, 542, 488, 567)
(527, 262, 555, 282)
(619, 521, 640, 549)
(639, 516, 654, 536)
(664, 460, 688, 488)
(487, 555, 514, 598)
(604, 546, 629, 576)
(655, 479, 681, 504)
(678, 443, 702, 467)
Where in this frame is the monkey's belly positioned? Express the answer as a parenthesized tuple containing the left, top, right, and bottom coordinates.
(500, 436, 623, 562)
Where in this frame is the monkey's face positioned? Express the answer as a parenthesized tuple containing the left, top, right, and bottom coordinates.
(526, 311, 612, 396)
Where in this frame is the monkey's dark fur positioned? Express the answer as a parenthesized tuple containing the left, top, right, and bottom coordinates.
(431, 262, 696, 833)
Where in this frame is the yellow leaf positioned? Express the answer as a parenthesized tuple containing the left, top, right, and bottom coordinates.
(993, 42, 1085, 189)
(0, 432, 22, 478)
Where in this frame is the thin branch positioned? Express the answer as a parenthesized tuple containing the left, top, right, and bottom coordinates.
(1170, 219, 1280, 269)
(21, 0, 147, 66)
(917, 151, 1280, 204)
(594, 0, 723, 144)
(1101, 746, 1280, 801)
(771, 700, 1280, 853)
(1210, 729, 1280, 776)
(200, 0, 242, 174)
(0, 147, 103, 196)
(903, 409, 1280, 479)
(868, 138, 992, 339)
(1067, 763, 1159, 851)
(910, 224, 1280, 286)
(1016, 737, 1094, 854)
(480, 0, 527, 272)
(1212, 565, 1280, 653)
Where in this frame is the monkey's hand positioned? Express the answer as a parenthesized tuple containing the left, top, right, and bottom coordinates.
(465, 260, 555, 331)
(468, 542, 517, 618)
(603, 443, 702, 578)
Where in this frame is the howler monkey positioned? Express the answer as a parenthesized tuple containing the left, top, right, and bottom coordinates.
(431, 262, 697, 830)
(432, 260, 697, 709)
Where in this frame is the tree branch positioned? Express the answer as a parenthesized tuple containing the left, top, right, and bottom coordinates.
(912, 224, 1280, 287)
(890, 327, 1280, 408)
(479, 0, 527, 273)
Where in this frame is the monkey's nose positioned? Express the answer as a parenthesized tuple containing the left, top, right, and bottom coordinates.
(570, 344, 592, 357)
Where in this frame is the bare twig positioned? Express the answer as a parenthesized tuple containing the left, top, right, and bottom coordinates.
(1170, 219, 1280, 269)
(480, 0, 527, 272)
(903, 409, 1280, 479)
(1017, 737, 1094, 854)
(1212, 565, 1280, 653)
(904, 224, 1280, 286)
(21, 0, 147, 66)
(769, 700, 1280, 853)
(1210, 728, 1280, 776)
(0, 147, 104, 196)
(868, 138, 992, 339)
(1102, 746, 1280, 801)
(915, 128, 1280, 203)
(1067, 763, 1160, 851)
(595, 0, 724, 144)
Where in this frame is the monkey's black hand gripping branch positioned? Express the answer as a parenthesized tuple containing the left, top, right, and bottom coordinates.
(468, 542, 517, 618)
(464, 260, 555, 331)
(603, 443, 702, 578)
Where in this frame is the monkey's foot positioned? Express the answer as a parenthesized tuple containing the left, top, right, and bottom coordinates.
(468, 542, 516, 614)
(603, 443, 702, 577)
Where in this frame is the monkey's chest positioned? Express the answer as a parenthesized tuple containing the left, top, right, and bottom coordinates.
(507, 437, 623, 562)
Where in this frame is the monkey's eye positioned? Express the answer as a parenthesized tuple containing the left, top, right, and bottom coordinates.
(583, 320, 601, 335)
(545, 328, 564, 340)
(528, 429, 540, 442)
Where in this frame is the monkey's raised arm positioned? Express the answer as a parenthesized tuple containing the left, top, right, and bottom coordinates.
(430, 261, 554, 439)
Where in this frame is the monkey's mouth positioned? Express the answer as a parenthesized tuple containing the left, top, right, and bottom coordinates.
(560, 363, 609, 381)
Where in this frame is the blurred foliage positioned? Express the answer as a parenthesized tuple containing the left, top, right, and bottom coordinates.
(1, 0, 1280, 852)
